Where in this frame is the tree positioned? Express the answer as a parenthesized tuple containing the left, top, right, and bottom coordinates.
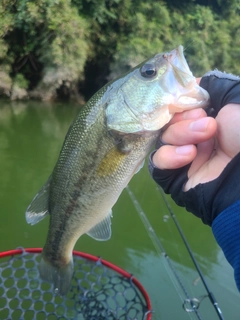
(0, 0, 240, 101)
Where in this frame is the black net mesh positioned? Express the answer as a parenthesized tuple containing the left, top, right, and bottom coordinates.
(0, 249, 151, 320)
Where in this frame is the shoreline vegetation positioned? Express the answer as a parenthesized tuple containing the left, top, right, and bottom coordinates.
(1, 0, 240, 102)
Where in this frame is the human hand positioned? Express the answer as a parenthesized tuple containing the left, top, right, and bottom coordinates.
(149, 71, 240, 225)
(152, 103, 240, 190)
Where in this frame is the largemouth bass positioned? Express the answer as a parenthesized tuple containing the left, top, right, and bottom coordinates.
(26, 45, 209, 295)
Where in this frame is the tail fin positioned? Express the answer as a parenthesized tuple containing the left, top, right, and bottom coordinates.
(39, 255, 74, 295)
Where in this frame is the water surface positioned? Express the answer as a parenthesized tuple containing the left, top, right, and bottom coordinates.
(0, 100, 239, 319)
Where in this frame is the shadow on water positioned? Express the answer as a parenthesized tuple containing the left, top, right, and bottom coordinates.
(0, 100, 239, 319)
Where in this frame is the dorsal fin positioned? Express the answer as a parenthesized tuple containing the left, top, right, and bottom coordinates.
(25, 176, 52, 225)
(87, 210, 112, 241)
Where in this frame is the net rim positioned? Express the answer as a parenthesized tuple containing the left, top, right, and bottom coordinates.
(0, 247, 152, 319)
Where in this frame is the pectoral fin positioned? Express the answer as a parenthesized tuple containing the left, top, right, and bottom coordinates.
(135, 160, 145, 174)
(25, 176, 52, 225)
(87, 210, 112, 241)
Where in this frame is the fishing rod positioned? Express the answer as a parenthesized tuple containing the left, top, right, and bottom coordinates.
(158, 187, 225, 320)
(126, 186, 203, 320)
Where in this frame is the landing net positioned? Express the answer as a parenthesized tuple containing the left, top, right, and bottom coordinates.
(0, 248, 152, 320)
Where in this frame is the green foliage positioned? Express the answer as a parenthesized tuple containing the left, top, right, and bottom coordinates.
(111, 2, 173, 76)
(110, 2, 240, 78)
(0, 0, 240, 100)
(0, 0, 89, 93)
(177, 4, 240, 75)
(0, 1, 14, 37)
(41, 1, 89, 74)
(13, 73, 29, 89)
(0, 0, 15, 70)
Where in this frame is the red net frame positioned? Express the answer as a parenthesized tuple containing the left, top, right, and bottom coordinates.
(0, 248, 152, 320)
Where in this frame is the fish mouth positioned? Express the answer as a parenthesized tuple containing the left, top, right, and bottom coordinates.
(167, 45, 194, 86)
(165, 45, 210, 109)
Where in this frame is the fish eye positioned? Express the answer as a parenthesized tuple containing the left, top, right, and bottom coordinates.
(140, 63, 157, 78)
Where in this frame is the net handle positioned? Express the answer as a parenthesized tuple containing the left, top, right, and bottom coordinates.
(0, 248, 152, 319)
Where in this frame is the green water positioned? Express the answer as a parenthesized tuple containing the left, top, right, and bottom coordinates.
(0, 100, 239, 319)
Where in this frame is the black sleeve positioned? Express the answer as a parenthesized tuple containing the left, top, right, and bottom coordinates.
(200, 70, 240, 114)
(149, 151, 240, 226)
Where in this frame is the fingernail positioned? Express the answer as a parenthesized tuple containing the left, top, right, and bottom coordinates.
(189, 118, 209, 132)
(176, 145, 193, 155)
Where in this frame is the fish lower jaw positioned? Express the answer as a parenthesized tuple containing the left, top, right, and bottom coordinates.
(168, 99, 205, 113)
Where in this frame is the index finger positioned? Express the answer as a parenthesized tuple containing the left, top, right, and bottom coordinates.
(168, 107, 207, 126)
